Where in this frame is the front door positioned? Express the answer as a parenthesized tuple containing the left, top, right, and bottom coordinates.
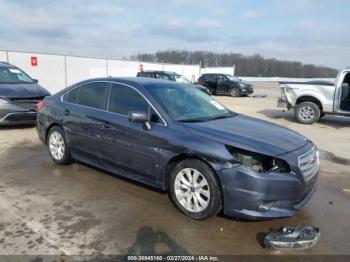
(98, 83, 166, 182)
(335, 71, 350, 115)
(216, 75, 229, 94)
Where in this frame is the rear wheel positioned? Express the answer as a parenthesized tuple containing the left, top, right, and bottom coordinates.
(230, 87, 240, 97)
(47, 126, 72, 165)
(295, 102, 321, 124)
(169, 159, 222, 220)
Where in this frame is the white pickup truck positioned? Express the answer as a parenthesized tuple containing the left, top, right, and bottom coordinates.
(277, 69, 350, 124)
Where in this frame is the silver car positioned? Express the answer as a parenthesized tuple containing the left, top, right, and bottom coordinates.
(0, 62, 50, 125)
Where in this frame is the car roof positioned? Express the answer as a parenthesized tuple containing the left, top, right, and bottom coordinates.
(139, 70, 178, 75)
(75, 77, 179, 88)
(201, 73, 220, 76)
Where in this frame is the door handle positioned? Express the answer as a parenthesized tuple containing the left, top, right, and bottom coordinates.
(64, 109, 70, 116)
(101, 121, 111, 129)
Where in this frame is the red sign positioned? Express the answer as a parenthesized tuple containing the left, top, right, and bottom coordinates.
(31, 56, 38, 67)
(139, 64, 144, 72)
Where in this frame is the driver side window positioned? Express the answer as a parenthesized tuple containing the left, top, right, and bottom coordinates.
(216, 75, 224, 81)
(108, 84, 163, 124)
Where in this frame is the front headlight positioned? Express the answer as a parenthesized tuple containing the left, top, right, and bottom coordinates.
(0, 98, 9, 104)
(226, 146, 290, 173)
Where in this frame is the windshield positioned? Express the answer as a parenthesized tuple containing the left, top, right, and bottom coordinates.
(225, 74, 240, 81)
(0, 67, 34, 84)
(147, 83, 235, 122)
(174, 74, 191, 84)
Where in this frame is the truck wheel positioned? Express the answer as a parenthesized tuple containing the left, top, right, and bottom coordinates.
(169, 159, 222, 220)
(230, 87, 240, 97)
(295, 102, 321, 124)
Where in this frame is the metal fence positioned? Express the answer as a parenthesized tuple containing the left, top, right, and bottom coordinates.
(0, 50, 201, 94)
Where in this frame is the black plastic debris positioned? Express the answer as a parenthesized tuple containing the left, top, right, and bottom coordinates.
(264, 226, 321, 250)
(252, 94, 267, 98)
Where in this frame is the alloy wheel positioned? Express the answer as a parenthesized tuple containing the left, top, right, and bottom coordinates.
(49, 131, 65, 161)
(174, 168, 210, 213)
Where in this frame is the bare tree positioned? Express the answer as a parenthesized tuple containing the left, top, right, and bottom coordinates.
(130, 49, 337, 78)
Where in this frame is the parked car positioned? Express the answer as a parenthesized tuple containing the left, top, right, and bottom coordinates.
(0, 62, 50, 125)
(198, 73, 254, 96)
(37, 77, 318, 220)
(137, 70, 209, 94)
(278, 69, 350, 124)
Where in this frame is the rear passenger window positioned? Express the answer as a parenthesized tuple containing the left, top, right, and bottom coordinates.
(108, 84, 149, 115)
(63, 82, 109, 110)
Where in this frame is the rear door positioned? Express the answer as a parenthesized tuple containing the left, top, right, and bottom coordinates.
(203, 75, 217, 93)
(98, 83, 166, 182)
(62, 82, 110, 162)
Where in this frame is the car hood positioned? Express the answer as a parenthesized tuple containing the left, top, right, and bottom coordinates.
(0, 83, 50, 98)
(184, 115, 307, 156)
(194, 84, 208, 91)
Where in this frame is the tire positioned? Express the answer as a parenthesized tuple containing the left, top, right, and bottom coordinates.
(295, 101, 321, 124)
(169, 159, 222, 220)
(47, 126, 72, 165)
(230, 87, 240, 97)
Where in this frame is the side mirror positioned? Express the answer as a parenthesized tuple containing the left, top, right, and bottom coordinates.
(128, 111, 151, 130)
(32, 79, 39, 83)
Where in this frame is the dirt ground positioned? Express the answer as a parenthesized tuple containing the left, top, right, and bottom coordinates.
(0, 82, 349, 256)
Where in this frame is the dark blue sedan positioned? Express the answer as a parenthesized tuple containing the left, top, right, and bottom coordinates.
(36, 77, 319, 220)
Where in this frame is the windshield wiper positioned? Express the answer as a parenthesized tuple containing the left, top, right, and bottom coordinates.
(177, 118, 204, 123)
(207, 114, 236, 121)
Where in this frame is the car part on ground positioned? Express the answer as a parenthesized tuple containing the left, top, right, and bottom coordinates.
(37, 77, 318, 220)
(0, 62, 50, 125)
(252, 94, 267, 98)
(198, 73, 254, 97)
(264, 226, 321, 250)
(277, 69, 350, 124)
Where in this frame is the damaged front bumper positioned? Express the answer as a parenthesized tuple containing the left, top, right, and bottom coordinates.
(217, 143, 319, 220)
(264, 226, 321, 250)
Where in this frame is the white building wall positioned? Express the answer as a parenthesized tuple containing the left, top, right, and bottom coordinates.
(0, 51, 8, 62)
(0, 50, 204, 94)
(201, 66, 235, 76)
(7, 51, 66, 94)
(183, 64, 201, 82)
(66, 56, 107, 86)
(108, 60, 141, 77)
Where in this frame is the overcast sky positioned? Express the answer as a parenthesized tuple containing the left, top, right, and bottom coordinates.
(0, 0, 348, 69)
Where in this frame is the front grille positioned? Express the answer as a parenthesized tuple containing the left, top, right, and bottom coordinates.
(9, 96, 44, 105)
(298, 147, 319, 181)
(8, 96, 44, 111)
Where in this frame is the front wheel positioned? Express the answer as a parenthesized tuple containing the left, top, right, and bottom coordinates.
(47, 126, 72, 165)
(169, 159, 222, 220)
(295, 102, 321, 124)
(230, 87, 240, 97)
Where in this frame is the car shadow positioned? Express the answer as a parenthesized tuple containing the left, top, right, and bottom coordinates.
(0, 124, 35, 130)
(125, 226, 189, 257)
(258, 109, 350, 129)
(76, 160, 166, 195)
